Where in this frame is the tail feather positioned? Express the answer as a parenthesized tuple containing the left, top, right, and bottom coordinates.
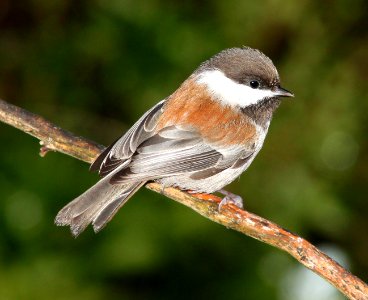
(55, 175, 144, 237)
(92, 182, 145, 233)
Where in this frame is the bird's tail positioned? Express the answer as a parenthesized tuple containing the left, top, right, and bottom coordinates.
(55, 175, 145, 237)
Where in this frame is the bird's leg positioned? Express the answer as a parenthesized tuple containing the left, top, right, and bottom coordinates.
(218, 189, 244, 210)
(160, 183, 166, 194)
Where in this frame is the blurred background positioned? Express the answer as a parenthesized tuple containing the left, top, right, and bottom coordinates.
(0, 0, 367, 299)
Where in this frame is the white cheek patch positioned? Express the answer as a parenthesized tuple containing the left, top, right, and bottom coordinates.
(196, 70, 276, 107)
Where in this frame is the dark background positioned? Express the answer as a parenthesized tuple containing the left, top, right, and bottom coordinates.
(0, 1, 367, 299)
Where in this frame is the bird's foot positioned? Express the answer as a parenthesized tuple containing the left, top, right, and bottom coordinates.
(187, 189, 243, 211)
(218, 189, 244, 211)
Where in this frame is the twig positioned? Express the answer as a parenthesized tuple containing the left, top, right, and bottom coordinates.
(0, 99, 104, 162)
(0, 98, 367, 300)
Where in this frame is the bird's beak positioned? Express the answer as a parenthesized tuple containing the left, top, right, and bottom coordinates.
(274, 86, 294, 98)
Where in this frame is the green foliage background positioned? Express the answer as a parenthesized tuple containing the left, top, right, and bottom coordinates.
(0, 0, 367, 299)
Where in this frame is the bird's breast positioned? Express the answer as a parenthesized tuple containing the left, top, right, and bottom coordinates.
(156, 79, 259, 147)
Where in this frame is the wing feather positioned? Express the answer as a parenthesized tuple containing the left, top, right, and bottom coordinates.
(110, 147, 221, 183)
(90, 100, 166, 176)
(109, 126, 224, 184)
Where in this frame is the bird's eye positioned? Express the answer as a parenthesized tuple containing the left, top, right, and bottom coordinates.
(250, 80, 260, 89)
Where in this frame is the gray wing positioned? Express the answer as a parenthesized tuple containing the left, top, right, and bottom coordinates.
(109, 125, 250, 184)
(90, 100, 166, 177)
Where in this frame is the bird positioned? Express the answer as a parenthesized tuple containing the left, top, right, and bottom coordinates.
(55, 47, 294, 237)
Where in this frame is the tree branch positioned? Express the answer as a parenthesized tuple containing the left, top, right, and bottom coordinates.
(0, 98, 367, 300)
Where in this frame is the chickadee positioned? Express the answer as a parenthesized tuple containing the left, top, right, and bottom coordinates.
(56, 47, 294, 236)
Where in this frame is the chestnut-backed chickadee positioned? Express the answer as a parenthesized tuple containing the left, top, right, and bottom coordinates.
(56, 47, 294, 236)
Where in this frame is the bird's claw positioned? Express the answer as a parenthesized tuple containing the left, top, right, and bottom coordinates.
(218, 189, 244, 211)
